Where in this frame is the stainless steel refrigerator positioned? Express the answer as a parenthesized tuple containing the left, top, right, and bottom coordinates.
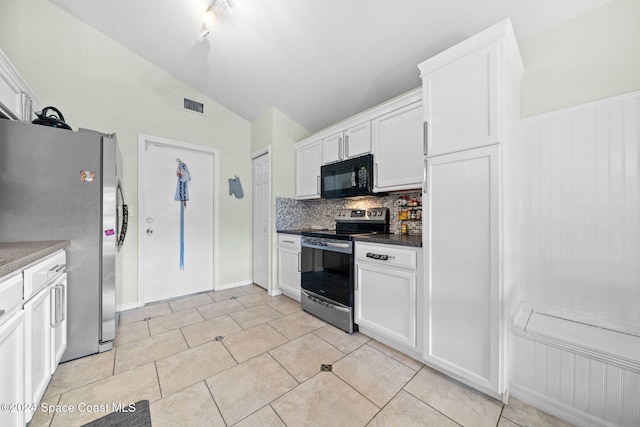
(0, 119, 127, 361)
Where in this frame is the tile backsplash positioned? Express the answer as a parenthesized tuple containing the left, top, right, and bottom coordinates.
(276, 191, 422, 235)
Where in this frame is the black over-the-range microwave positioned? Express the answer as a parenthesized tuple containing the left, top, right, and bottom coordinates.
(321, 153, 378, 199)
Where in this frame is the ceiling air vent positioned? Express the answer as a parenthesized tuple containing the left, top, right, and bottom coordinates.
(183, 98, 205, 115)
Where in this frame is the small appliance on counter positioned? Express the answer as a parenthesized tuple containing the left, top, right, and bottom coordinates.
(300, 207, 389, 333)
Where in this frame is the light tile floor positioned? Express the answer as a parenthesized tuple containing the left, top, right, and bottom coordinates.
(30, 285, 574, 427)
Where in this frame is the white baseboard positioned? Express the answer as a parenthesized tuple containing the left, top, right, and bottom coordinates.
(509, 385, 618, 427)
(268, 288, 283, 297)
(118, 278, 255, 311)
(116, 301, 138, 313)
(214, 278, 253, 291)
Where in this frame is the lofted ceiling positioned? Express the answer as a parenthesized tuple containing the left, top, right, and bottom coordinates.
(50, 0, 612, 133)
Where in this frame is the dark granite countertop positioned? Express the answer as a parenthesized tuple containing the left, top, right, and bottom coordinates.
(277, 229, 332, 235)
(352, 234, 422, 248)
(277, 230, 422, 247)
(0, 241, 70, 279)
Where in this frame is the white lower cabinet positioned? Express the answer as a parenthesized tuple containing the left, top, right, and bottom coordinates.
(0, 310, 25, 427)
(423, 144, 501, 396)
(355, 242, 421, 350)
(24, 286, 51, 423)
(0, 249, 66, 425)
(277, 234, 301, 301)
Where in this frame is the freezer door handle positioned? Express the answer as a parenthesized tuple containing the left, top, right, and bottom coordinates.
(117, 181, 128, 251)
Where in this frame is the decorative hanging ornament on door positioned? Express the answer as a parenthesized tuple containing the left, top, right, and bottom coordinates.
(175, 158, 191, 270)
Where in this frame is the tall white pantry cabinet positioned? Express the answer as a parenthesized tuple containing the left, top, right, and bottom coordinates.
(419, 19, 523, 399)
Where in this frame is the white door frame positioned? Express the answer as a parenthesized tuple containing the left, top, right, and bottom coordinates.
(137, 134, 220, 307)
(251, 145, 275, 294)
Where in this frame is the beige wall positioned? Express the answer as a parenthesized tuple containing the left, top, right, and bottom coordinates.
(520, 0, 640, 117)
(251, 107, 310, 292)
(0, 0, 254, 307)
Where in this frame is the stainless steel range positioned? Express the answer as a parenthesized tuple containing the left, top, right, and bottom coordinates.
(300, 207, 389, 333)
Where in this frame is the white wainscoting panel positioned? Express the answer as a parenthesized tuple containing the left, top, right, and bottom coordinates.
(513, 92, 640, 324)
(512, 335, 640, 427)
(509, 92, 640, 426)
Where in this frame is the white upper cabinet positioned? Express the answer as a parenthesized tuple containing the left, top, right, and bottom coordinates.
(344, 121, 371, 158)
(372, 100, 423, 192)
(419, 19, 523, 157)
(0, 48, 40, 121)
(295, 138, 322, 199)
(322, 122, 371, 164)
(322, 131, 344, 164)
(295, 89, 422, 198)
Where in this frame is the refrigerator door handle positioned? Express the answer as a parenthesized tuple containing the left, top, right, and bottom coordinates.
(117, 181, 128, 251)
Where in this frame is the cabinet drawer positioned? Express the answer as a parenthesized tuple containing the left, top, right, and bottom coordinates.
(23, 250, 66, 300)
(0, 273, 23, 323)
(355, 242, 417, 270)
(278, 234, 301, 248)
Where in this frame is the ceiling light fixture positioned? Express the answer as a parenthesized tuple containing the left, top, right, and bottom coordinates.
(197, 0, 234, 41)
(197, 24, 210, 42)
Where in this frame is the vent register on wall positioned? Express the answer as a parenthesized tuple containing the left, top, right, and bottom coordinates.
(184, 98, 205, 115)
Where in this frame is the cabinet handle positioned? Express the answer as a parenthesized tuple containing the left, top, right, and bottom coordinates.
(50, 286, 58, 326)
(344, 135, 349, 158)
(375, 162, 379, 186)
(423, 121, 428, 156)
(60, 284, 66, 322)
(317, 175, 321, 194)
(298, 252, 301, 272)
(354, 266, 358, 290)
(423, 159, 428, 195)
(57, 285, 63, 325)
(338, 137, 343, 159)
(366, 252, 393, 261)
(282, 240, 295, 244)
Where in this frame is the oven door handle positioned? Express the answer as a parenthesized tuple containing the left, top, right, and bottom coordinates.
(301, 290, 350, 312)
(325, 242, 351, 249)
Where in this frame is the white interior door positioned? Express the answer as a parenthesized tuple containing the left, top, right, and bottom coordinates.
(140, 138, 215, 304)
(253, 152, 270, 289)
